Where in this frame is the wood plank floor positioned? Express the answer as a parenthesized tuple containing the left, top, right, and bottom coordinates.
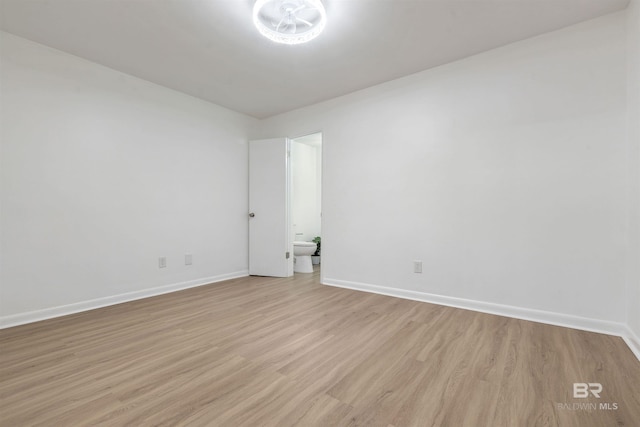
(1, 268, 639, 426)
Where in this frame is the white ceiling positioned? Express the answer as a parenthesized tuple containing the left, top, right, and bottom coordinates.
(0, 0, 629, 119)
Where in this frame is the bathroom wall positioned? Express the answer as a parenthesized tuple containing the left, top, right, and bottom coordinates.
(291, 140, 321, 242)
(0, 32, 258, 326)
(259, 12, 629, 333)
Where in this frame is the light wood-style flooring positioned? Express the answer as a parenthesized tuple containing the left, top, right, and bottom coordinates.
(1, 268, 639, 426)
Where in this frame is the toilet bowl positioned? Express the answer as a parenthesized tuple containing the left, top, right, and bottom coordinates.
(293, 241, 317, 273)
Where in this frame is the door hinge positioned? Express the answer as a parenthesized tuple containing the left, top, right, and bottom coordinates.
(286, 252, 290, 259)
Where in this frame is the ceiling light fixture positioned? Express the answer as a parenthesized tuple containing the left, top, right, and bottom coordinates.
(253, 0, 327, 45)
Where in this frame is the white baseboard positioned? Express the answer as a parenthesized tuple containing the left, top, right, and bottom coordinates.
(324, 278, 639, 361)
(621, 326, 640, 361)
(0, 271, 249, 329)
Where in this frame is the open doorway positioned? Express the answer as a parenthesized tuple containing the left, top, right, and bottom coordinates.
(290, 132, 322, 276)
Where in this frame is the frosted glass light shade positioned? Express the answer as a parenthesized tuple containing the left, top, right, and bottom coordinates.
(253, 0, 327, 45)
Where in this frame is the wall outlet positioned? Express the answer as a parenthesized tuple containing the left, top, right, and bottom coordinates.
(159, 257, 167, 268)
(413, 260, 422, 273)
(185, 254, 193, 265)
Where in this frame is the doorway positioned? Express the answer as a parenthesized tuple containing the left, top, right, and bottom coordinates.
(290, 133, 322, 275)
(248, 133, 322, 278)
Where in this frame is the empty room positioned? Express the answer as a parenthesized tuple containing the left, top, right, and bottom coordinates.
(1, 0, 639, 425)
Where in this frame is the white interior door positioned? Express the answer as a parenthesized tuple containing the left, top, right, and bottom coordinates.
(249, 138, 293, 277)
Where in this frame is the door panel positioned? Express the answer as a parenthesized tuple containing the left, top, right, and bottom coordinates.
(249, 138, 292, 277)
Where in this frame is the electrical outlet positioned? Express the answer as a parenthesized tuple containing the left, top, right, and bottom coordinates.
(159, 257, 167, 268)
(413, 260, 422, 273)
(185, 254, 192, 265)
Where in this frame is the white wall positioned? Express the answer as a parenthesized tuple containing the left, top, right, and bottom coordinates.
(291, 141, 321, 242)
(260, 12, 629, 330)
(0, 32, 257, 325)
(626, 0, 640, 352)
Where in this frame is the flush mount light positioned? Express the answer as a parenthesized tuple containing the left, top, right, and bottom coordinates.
(253, 0, 327, 45)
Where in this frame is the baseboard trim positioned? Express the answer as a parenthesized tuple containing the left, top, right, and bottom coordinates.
(0, 271, 249, 329)
(621, 326, 640, 361)
(324, 278, 639, 361)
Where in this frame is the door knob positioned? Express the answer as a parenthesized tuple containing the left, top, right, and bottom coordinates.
(249, 213, 255, 218)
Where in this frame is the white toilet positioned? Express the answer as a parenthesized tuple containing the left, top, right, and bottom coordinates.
(293, 241, 317, 273)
